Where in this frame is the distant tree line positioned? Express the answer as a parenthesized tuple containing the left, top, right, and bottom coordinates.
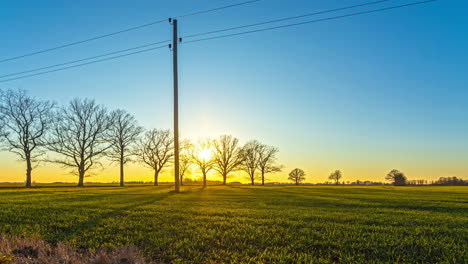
(383, 171, 467, 186)
(0, 89, 286, 187)
(431, 177, 467, 186)
(289, 169, 467, 187)
(0, 89, 465, 188)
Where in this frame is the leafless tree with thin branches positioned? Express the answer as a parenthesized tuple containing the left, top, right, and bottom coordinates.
(257, 144, 283, 185)
(106, 109, 143, 187)
(328, 170, 343, 185)
(288, 168, 306, 185)
(240, 140, 262, 186)
(135, 129, 174, 186)
(45, 98, 111, 187)
(179, 139, 193, 186)
(385, 169, 407, 186)
(190, 138, 215, 187)
(212, 135, 243, 185)
(0, 89, 55, 187)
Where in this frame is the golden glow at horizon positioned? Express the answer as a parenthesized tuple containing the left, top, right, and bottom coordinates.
(0, 144, 464, 183)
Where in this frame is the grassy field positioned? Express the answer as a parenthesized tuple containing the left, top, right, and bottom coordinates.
(0, 186, 466, 263)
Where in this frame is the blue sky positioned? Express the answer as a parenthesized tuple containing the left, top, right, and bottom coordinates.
(0, 0, 467, 183)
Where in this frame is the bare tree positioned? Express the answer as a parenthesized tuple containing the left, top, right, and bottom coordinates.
(135, 129, 174, 186)
(257, 144, 282, 185)
(190, 139, 214, 187)
(46, 98, 110, 187)
(288, 168, 306, 185)
(328, 170, 343, 185)
(106, 109, 143, 187)
(385, 169, 407, 186)
(179, 139, 193, 186)
(212, 135, 243, 185)
(241, 140, 262, 186)
(0, 89, 55, 187)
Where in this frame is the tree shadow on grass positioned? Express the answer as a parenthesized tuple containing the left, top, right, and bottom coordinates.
(330, 194, 468, 215)
(250, 187, 466, 216)
(51, 190, 176, 244)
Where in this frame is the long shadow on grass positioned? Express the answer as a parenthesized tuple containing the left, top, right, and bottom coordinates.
(249, 187, 467, 216)
(330, 195, 468, 215)
(0, 186, 165, 203)
(41, 186, 175, 204)
(52, 190, 176, 243)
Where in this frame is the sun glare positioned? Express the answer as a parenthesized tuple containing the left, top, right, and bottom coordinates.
(199, 149, 213, 161)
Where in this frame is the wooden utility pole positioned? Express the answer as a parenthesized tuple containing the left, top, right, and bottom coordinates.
(172, 19, 180, 192)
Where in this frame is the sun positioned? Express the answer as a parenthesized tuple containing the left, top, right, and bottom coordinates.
(198, 149, 213, 161)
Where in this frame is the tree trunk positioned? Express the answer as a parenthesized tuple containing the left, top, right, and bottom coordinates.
(251, 174, 254, 186)
(203, 172, 207, 187)
(78, 170, 85, 187)
(120, 164, 124, 187)
(120, 153, 124, 187)
(223, 173, 227, 185)
(25, 157, 32, 188)
(180, 175, 184, 186)
(296, 179, 299, 186)
(78, 161, 85, 187)
(261, 170, 265, 186)
(154, 170, 159, 186)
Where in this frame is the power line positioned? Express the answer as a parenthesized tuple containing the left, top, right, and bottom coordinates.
(0, 40, 171, 79)
(175, 0, 262, 19)
(183, 0, 395, 39)
(1, 0, 396, 79)
(0, 20, 168, 64)
(0, 0, 262, 64)
(0, 0, 437, 83)
(0, 45, 168, 83)
(182, 0, 438, 45)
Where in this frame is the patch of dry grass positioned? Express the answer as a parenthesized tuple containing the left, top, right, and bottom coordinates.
(0, 235, 151, 264)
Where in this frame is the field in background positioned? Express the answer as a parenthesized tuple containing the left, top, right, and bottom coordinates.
(0, 186, 466, 263)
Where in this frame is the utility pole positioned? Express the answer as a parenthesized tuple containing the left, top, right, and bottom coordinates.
(172, 18, 180, 193)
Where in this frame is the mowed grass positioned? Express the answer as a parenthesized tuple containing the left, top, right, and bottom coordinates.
(0, 186, 466, 263)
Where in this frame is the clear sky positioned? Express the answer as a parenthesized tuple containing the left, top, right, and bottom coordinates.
(0, 0, 467, 184)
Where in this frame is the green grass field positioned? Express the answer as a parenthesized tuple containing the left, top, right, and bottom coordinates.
(0, 186, 466, 263)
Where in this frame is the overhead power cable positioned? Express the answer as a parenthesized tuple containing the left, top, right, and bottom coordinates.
(0, 0, 262, 64)
(0, 0, 398, 80)
(183, 0, 395, 39)
(2, 0, 392, 80)
(175, 0, 262, 19)
(0, 21, 168, 64)
(182, 0, 438, 45)
(0, 45, 168, 83)
(0, 40, 171, 79)
(0, 0, 437, 83)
